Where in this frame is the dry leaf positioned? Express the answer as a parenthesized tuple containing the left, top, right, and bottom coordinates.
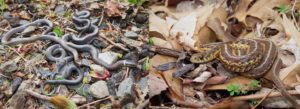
(280, 63, 300, 88)
(193, 71, 212, 83)
(104, 0, 122, 17)
(148, 73, 168, 97)
(149, 55, 184, 100)
(206, 76, 229, 85)
(282, 14, 300, 47)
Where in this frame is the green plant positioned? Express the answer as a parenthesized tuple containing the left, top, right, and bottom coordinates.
(249, 100, 258, 106)
(250, 80, 260, 89)
(64, 9, 72, 19)
(0, 0, 7, 15)
(128, 0, 146, 6)
(147, 38, 154, 45)
(227, 84, 248, 96)
(277, 4, 290, 13)
(53, 26, 63, 38)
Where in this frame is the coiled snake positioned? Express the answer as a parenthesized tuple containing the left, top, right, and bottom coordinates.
(1, 10, 137, 94)
(190, 38, 300, 108)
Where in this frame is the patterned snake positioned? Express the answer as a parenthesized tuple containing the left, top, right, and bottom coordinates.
(1, 11, 137, 91)
(191, 38, 300, 108)
(190, 38, 277, 78)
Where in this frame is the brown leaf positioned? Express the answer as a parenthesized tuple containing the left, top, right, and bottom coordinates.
(206, 76, 229, 85)
(148, 73, 168, 97)
(149, 55, 184, 100)
(104, 0, 122, 17)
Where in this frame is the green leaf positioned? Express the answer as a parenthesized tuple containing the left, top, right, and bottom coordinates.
(53, 26, 63, 37)
(250, 80, 260, 88)
(143, 57, 150, 71)
(147, 38, 154, 45)
(117, 53, 123, 59)
(55, 75, 65, 80)
(64, 9, 72, 19)
(128, 0, 146, 6)
(0, 0, 7, 10)
(227, 84, 242, 96)
(82, 77, 88, 84)
(277, 4, 290, 13)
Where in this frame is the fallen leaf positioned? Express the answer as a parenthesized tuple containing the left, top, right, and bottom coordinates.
(192, 71, 212, 83)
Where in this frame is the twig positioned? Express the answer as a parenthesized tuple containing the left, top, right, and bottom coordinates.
(99, 33, 130, 52)
(251, 88, 275, 109)
(0, 28, 8, 32)
(65, 27, 78, 33)
(3, 45, 27, 61)
(232, 90, 300, 101)
(291, 0, 300, 31)
(78, 96, 110, 109)
(25, 89, 51, 101)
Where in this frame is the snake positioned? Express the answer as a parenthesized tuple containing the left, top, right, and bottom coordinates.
(1, 10, 138, 90)
(190, 38, 277, 78)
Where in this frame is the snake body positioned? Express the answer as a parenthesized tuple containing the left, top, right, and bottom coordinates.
(190, 39, 277, 78)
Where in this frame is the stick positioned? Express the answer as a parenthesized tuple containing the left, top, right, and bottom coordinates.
(25, 90, 51, 101)
(77, 96, 110, 109)
(232, 90, 300, 101)
(99, 33, 129, 52)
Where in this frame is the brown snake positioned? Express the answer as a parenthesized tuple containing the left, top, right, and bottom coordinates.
(190, 38, 277, 78)
(191, 38, 300, 108)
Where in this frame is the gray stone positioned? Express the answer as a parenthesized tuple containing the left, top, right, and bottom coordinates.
(98, 52, 119, 65)
(117, 78, 133, 97)
(0, 60, 18, 73)
(90, 81, 110, 99)
(71, 94, 87, 104)
(19, 20, 30, 25)
(21, 26, 36, 34)
(124, 31, 138, 39)
(55, 5, 66, 16)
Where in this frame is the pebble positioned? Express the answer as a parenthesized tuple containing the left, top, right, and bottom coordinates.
(3, 12, 20, 27)
(98, 52, 119, 65)
(21, 26, 37, 34)
(0, 60, 18, 73)
(90, 81, 110, 99)
(71, 94, 87, 104)
(19, 20, 30, 25)
(55, 5, 66, 16)
(124, 31, 139, 39)
(135, 13, 148, 24)
(117, 78, 133, 97)
(92, 39, 108, 49)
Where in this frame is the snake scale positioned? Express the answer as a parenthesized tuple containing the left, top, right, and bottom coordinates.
(1, 10, 137, 94)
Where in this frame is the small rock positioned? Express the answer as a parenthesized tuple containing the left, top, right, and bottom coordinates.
(55, 5, 66, 16)
(92, 39, 108, 49)
(90, 81, 110, 99)
(19, 20, 30, 25)
(98, 52, 119, 65)
(124, 31, 138, 39)
(0, 60, 18, 73)
(135, 13, 148, 24)
(121, 37, 143, 47)
(71, 94, 87, 104)
(3, 12, 20, 27)
(21, 26, 37, 34)
(117, 78, 133, 97)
